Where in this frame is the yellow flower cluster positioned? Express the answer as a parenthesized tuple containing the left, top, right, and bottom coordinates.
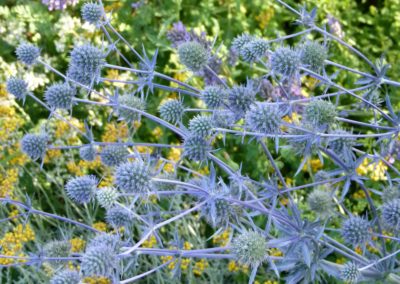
(212, 229, 231, 247)
(0, 105, 24, 142)
(82, 276, 112, 284)
(352, 190, 366, 199)
(356, 158, 388, 181)
(142, 235, 157, 248)
(0, 168, 19, 198)
(193, 258, 209, 276)
(67, 157, 103, 176)
(101, 122, 129, 142)
(6, 143, 28, 166)
(303, 158, 323, 173)
(227, 260, 248, 273)
(54, 120, 84, 141)
(255, 8, 275, 30)
(0, 224, 35, 265)
(70, 238, 86, 253)
(161, 242, 193, 271)
(92, 222, 107, 232)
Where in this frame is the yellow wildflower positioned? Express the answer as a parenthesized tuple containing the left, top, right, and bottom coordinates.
(92, 222, 107, 232)
(193, 259, 209, 276)
(70, 238, 86, 253)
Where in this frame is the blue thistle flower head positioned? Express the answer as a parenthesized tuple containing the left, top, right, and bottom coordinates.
(270, 46, 301, 78)
(114, 161, 152, 194)
(100, 145, 128, 167)
(87, 233, 121, 252)
(79, 145, 97, 161)
(212, 109, 237, 128)
(300, 41, 328, 72)
(328, 129, 355, 162)
(65, 175, 98, 204)
(188, 115, 214, 138)
(16, 43, 40, 65)
(382, 186, 400, 203)
(66, 64, 94, 86)
(44, 82, 76, 110)
(50, 269, 80, 284)
(381, 199, 400, 230)
(177, 41, 209, 72)
(232, 230, 268, 267)
(245, 102, 282, 134)
(106, 205, 133, 227)
(80, 245, 118, 277)
(117, 94, 146, 122)
(228, 83, 256, 118)
(183, 135, 211, 162)
(20, 133, 48, 161)
(81, 2, 104, 25)
(68, 43, 105, 85)
(159, 99, 184, 124)
(341, 216, 370, 246)
(240, 39, 268, 63)
(340, 262, 360, 283)
(6, 77, 29, 101)
(307, 189, 334, 218)
(304, 100, 337, 130)
(231, 33, 254, 53)
(201, 85, 226, 108)
(96, 187, 118, 208)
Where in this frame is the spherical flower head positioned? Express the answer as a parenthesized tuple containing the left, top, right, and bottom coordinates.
(183, 135, 211, 162)
(100, 145, 128, 167)
(245, 102, 281, 134)
(50, 269, 80, 284)
(21, 133, 48, 161)
(381, 199, 400, 230)
(87, 233, 121, 252)
(304, 100, 337, 130)
(115, 161, 151, 194)
(44, 82, 76, 110)
(66, 64, 94, 86)
(178, 41, 209, 72)
(213, 109, 237, 128)
(328, 130, 355, 162)
(232, 231, 267, 267)
(308, 189, 334, 218)
(270, 46, 301, 78)
(382, 186, 400, 203)
(188, 115, 214, 138)
(340, 262, 360, 283)
(70, 43, 105, 72)
(228, 84, 256, 117)
(16, 43, 40, 65)
(96, 187, 118, 208)
(159, 99, 184, 124)
(300, 41, 328, 72)
(314, 170, 330, 183)
(6, 77, 28, 101)
(201, 85, 226, 108)
(240, 39, 268, 62)
(65, 175, 98, 204)
(80, 145, 97, 161)
(117, 94, 146, 122)
(202, 199, 232, 227)
(43, 240, 72, 268)
(341, 216, 370, 246)
(81, 2, 104, 25)
(231, 33, 254, 53)
(80, 245, 118, 277)
(106, 205, 133, 227)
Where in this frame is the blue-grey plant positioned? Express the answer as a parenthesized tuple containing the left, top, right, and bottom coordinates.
(6, 77, 29, 101)
(65, 175, 98, 204)
(6, 1, 400, 283)
(44, 83, 76, 110)
(16, 43, 40, 65)
(100, 145, 128, 167)
(49, 269, 80, 284)
(20, 133, 48, 161)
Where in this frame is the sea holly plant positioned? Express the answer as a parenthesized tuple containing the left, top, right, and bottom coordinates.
(3, 0, 400, 283)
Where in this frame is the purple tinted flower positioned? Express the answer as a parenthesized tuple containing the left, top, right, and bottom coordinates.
(42, 0, 79, 11)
